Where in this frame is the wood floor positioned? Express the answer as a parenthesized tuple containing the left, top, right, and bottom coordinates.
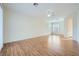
(0, 35, 79, 56)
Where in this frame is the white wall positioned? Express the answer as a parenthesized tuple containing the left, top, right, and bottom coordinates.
(59, 20, 65, 35)
(65, 16, 73, 37)
(76, 10, 79, 42)
(76, 11, 79, 43)
(0, 6, 3, 50)
(3, 10, 50, 43)
(73, 10, 79, 43)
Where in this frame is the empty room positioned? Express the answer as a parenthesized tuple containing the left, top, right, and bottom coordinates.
(0, 3, 79, 56)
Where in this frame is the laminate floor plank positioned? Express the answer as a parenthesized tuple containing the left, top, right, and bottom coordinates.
(0, 35, 79, 56)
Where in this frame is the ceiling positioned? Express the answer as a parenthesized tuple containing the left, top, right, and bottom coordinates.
(3, 3, 79, 18)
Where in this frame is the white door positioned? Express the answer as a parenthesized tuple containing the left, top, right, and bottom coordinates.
(52, 23, 59, 34)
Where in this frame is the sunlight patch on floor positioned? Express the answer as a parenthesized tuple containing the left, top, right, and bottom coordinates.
(48, 35, 61, 49)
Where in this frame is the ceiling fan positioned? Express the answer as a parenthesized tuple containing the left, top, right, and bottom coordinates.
(33, 3, 39, 7)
